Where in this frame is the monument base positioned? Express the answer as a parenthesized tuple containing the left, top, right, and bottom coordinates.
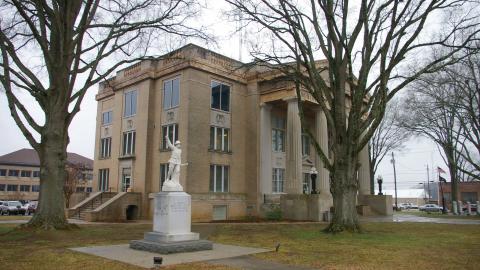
(130, 239, 213, 254)
(129, 191, 212, 254)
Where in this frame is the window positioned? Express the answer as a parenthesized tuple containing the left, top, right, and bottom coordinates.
(76, 187, 85, 192)
(160, 163, 168, 190)
(163, 78, 180, 110)
(461, 192, 478, 203)
(20, 185, 30, 192)
(211, 81, 230, 112)
(210, 126, 230, 152)
(8, 170, 19, 177)
(122, 131, 136, 156)
(212, 205, 227, 220)
(272, 116, 285, 152)
(21, 170, 31, 177)
(303, 173, 310, 194)
(162, 124, 178, 150)
(99, 169, 109, 191)
(272, 168, 285, 193)
(102, 111, 113, 125)
(86, 187, 93, 193)
(7, 185, 18, 192)
(100, 137, 112, 158)
(0, 184, 5, 191)
(122, 168, 132, 192)
(302, 134, 311, 156)
(0, 169, 6, 176)
(32, 185, 40, 192)
(210, 165, 229, 192)
(123, 90, 137, 117)
(33, 171, 40, 178)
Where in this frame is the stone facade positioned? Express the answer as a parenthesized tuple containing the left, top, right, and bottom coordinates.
(92, 44, 372, 221)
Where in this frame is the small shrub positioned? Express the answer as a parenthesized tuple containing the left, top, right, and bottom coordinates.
(265, 208, 282, 221)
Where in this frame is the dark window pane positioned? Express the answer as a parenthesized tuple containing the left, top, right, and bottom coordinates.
(0, 184, 5, 191)
(216, 128, 222, 151)
(123, 133, 128, 155)
(209, 165, 215, 191)
(211, 83, 221, 109)
(32, 185, 40, 192)
(224, 129, 229, 152)
(216, 166, 222, 192)
(162, 126, 167, 149)
(0, 169, 6, 176)
(132, 132, 136, 154)
(223, 166, 229, 192)
(221, 85, 230, 111)
(210, 126, 215, 149)
(174, 124, 178, 142)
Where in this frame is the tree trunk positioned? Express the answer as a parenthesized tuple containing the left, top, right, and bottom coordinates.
(448, 163, 459, 203)
(368, 145, 375, 195)
(24, 115, 71, 229)
(325, 147, 361, 233)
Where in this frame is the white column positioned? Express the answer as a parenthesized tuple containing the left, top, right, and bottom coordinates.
(315, 109, 330, 195)
(259, 103, 272, 195)
(285, 98, 303, 194)
(358, 144, 371, 195)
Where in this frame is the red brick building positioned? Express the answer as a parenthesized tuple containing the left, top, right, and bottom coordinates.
(438, 181, 480, 209)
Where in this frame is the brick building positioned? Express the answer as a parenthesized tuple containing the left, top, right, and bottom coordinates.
(0, 148, 93, 202)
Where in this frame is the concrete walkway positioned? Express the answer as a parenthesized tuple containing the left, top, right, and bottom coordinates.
(70, 243, 270, 268)
(360, 213, 480, 225)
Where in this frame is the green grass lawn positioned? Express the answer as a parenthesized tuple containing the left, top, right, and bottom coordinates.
(0, 222, 478, 270)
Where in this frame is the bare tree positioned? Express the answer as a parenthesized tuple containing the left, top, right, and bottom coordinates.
(63, 162, 86, 209)
(399, 78, 466, 202)
(0, 0, 209, 229)
(443, 52, 480, 177)
(369, 100, 409, 194)
(226, 0, 479, 232)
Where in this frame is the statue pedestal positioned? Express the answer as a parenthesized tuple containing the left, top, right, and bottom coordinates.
(130, 192, 212, 254)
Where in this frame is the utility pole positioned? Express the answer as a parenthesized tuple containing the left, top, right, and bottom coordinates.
(427, 165, 430, 203)
(391, 152, 398, 210)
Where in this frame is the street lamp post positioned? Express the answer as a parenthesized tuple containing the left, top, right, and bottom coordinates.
(310, 167, 318, 194)
(439, 177, 447, 214)
(377, 175, 383, 195)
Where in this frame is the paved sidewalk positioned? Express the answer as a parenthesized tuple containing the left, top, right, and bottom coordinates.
(70, 243, 270, 268)
(361, 213, 480, 225)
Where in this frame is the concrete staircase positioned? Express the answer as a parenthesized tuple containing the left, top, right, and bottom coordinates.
(69, 192, 117, 220)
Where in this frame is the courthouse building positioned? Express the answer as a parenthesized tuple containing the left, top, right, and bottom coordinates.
(90, 44, 372, 221)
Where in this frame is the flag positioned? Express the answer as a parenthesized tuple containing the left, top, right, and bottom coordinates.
(439, 175, 447, 182)
(437, 167, 446, 174)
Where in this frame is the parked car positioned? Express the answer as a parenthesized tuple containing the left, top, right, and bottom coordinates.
(419, 204, 443, 212)
(0, 201, 26, 215)
(397, 203, 419, 210)
(0, 201, 6, 213)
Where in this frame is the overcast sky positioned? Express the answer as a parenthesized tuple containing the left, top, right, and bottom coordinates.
(0, 2, 449, 190)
